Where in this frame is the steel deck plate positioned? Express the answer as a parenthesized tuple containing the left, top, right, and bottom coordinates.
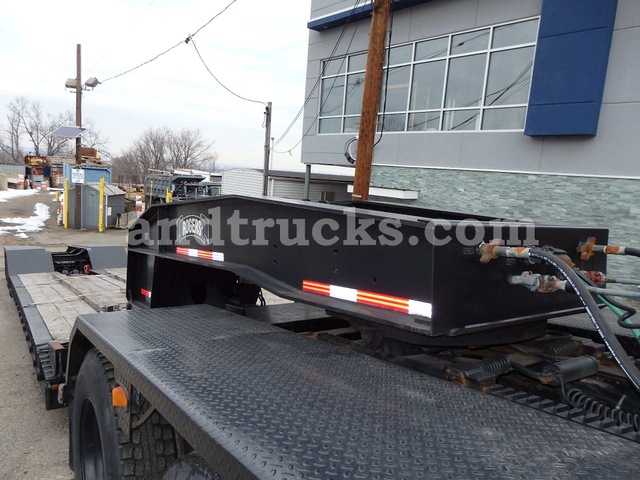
(75, 305, 640, 480)
(551, 309, 635, 337)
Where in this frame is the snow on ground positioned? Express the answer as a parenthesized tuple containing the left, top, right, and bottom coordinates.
(0, 203, 50, 237)
(0, 189, 38, 202)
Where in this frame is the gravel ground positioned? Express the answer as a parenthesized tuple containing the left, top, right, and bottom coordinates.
(0, 190, 288, 479)
(0, 190, 127, 479)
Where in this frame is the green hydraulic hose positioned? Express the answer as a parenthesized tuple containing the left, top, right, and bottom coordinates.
(598, 294, 640, 339)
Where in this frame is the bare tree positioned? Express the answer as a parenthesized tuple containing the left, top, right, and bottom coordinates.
(0, 97, 109, 161)
(44, 111, 74, 156)
(134, 127, 171, 172)
(21, 101, 48, 156)
(167, 128, 217, 171)
(112, 151, 144, 185)
(1, 97, 27, 162)
(82, 117, 110, 152)
(114, 127, 217, 179)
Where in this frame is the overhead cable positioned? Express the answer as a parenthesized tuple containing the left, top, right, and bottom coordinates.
(101, 0, 240, 83)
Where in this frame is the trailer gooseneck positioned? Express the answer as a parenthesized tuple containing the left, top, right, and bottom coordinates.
(6, 195, 640, 478)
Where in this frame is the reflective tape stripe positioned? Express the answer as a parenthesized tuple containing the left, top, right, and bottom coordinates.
(176, 247, 224, 262)
(330, 285, 358, 302)
(141, 289, 152, 298)
(408, 299, 433, 318)
(302, 280, 432, 318)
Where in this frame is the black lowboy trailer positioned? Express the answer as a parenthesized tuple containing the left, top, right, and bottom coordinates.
(7, 195, 640, 479)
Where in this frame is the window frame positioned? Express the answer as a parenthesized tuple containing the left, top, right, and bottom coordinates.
(317, 16, 540, 135)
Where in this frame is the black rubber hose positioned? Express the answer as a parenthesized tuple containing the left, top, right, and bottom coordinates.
(576, 271, 639, 329)
(528, 248, 640, 393)
(626, 247, 640, 258)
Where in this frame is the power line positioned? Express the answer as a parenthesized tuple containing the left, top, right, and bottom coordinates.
(273, 0, 367, 154)
(100, 0, 241, 83)
(272, 0, 366, 150)
(101, 40, 183, 83)
(189, 37, 265, 105)
(87, 0, 158, 74)
(374, 2, 395, 148)
(191, 0, 239, 38)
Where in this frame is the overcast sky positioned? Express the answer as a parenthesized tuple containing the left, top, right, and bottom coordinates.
(0, 0, 341, 173)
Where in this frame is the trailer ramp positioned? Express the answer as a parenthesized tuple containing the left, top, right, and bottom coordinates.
(73, 304, 640, 480)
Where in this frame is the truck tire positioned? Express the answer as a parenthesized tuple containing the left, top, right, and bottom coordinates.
(71, 348, 177, 479)
(162, 453, 221, 480)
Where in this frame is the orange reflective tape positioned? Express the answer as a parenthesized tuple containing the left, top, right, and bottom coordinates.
(112, 386, 128, 408)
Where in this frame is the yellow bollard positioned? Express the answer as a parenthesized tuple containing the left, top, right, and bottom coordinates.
(98, 178, 105, 233)
(54, 191, 60, 202)
(63, 179, 69, 229)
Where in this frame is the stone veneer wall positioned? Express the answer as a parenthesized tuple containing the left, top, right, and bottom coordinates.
(371, 166, 640, 282)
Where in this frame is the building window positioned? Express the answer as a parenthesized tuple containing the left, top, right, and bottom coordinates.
(318, 18, 539, 134)
(321, 191, 335, 202)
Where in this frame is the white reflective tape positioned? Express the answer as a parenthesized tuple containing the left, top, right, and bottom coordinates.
(187, 248, 198, 257)
(212, 252, 225, 262)
(330, 285, 358, 302)
(408, 300, 432, 318)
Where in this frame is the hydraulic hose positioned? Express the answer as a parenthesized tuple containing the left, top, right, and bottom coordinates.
(579, 238, 640, 260)
(526, 248, 640, 393)
(576, 271, 640, 334)
(600, 295, 640, 332)
(626, 247, 640, 258)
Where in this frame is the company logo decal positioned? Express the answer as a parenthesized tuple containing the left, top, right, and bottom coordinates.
(177, 214, 210, 244)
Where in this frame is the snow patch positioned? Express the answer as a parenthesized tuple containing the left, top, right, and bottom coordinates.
(0, 203, 50, 236)
(0, 189, 38, 202)
(14, 233, 28, 239)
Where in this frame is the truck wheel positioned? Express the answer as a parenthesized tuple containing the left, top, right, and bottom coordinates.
(71, 348, 177, 479)
(163, 453, 221, 480)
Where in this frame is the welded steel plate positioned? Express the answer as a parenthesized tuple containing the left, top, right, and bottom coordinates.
(75, 305, 640, 479)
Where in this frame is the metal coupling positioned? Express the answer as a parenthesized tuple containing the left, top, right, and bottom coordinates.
(508, 271, 566, 293)
(479, 240, 532, 264)
(579, 237, 625, 260)
(580, 270, 607, 286)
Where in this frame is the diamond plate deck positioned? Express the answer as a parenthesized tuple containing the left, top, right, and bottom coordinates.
(551, 309, 635, 337)
(74, 305, 640, 480)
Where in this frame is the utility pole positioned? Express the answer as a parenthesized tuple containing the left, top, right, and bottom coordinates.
(262, 101, 272, 196)
(352, 0, 391, 201)
(75, 44, 83, 229)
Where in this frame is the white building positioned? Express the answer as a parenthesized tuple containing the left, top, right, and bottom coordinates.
(301, 0, 639, 278)
(222, 168, 353, 202)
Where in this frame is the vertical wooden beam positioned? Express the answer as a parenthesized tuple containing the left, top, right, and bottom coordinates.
(352, 0, 391, 201)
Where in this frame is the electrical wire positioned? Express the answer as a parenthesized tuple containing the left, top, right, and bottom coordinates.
(272, 0, 365, 148)
(87, 0, 159, 74)
(373, 2, 394, 148)
(100, 0, 241, 83)
(190, 38, 265, 105)
(191, 0, 239, 38)
(101, 40, 183, 83)
(272, 0, 367, 152)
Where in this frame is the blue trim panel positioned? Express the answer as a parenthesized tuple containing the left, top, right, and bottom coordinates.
(525, 0, 618, 137)
(308, 0, 433, 31)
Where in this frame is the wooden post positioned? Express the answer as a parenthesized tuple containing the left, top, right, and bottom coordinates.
(75, 44, 83, 228)
(352, 0, 391, 201)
